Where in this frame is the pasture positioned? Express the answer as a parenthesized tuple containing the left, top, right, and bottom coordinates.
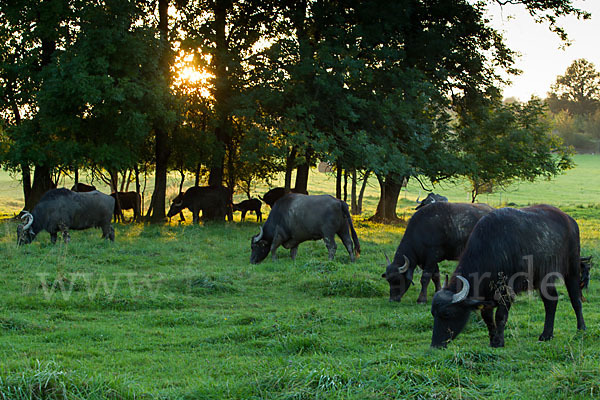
(0, 155, 599, 399)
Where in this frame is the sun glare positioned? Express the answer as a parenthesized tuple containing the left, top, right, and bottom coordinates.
(173, 51, 213, 98)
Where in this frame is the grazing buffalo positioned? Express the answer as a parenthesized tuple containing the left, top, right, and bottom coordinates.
(250, 194, 359, 263)
(430, 205, 585, 348)
(167, 186, 232, 223)
(233, 199, 262, 222)
(415, 193, 448, 210)
(17, 188, 115, 244)
(70, 182, 97, 192)
(382, 202, 493, 303)
(260, 187, 308, 208)
(111, 191, 142, 223)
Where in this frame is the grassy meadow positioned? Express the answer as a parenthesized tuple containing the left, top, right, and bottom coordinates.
(0, 155, 599, 399)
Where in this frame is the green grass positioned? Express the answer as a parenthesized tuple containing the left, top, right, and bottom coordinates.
(0, 155, 599, 399)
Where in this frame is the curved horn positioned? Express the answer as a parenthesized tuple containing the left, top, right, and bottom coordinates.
(21, 211, 33, 230)
(452, 276, 470, 303)
(397, 255, 410, 274)
(383, 250, 391, 265)
(416, 196, 421, 203)
(253, 226, 264, 243)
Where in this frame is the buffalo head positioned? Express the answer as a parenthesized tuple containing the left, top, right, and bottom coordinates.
(250, 226, 270, 264)
(415, 193, 448, 210)
(381, 254, 413, 302)
(167, 194, 185, 218)
(16, 211, 36, 245)
(430, 276, 492, 348)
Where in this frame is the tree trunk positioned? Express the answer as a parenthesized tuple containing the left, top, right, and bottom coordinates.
(208, 0, 232, 188)
(343, 169, 348, 202)
(284, 147, 297, 192)
(369, 173, 404, 223)
(195, 163, 201, 187)
(350, 169, 358, 214)
(179, 169, 185, 194)
(358, 170, 370, 215)
(25, 165, 54, 210)
(295, 163, 310, 193)
(335, 161, 342, 199)
(74, 169, 79, 185)
(150, 0, 171, 223)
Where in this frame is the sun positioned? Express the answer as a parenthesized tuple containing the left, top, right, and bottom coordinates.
(172, 50, 213, 98)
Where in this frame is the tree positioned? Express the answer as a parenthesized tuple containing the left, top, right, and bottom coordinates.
(457, 98, 573, 202)
(547, 59, 600, 115)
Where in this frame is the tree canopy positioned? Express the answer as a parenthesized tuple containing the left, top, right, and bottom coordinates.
(0, 0, 587, 221)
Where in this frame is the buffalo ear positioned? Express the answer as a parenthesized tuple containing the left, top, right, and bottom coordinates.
(464, 298, 495, 310)
(381, 273, 387, 279)
(405, 268, 414, 284)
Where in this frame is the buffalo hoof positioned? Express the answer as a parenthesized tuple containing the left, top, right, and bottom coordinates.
(416, 297, 427, 304)
(538, 333, 554, 342)
(490, 337, 504, 348)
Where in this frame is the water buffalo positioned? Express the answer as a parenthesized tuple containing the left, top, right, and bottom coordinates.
(430, 205, 585, 348)
(111, 191, 141, 222)
(382, 202, 493, 303)
(17, 188, 115, 244)
(415, 193, 448, 210)
(167, 186, 232, 223)
(233, 198, 262, 222)
(70, 182, 97, 192)
(250, 194, 359, 263)
(260, 187, 308, 208)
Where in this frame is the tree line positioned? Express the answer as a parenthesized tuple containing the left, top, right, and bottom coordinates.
(0, 0, 589, 222)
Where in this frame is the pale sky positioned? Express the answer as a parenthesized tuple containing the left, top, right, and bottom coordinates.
(485, 0, 600, 101)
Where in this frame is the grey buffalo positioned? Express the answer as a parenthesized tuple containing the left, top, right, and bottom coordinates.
(382, 202, 493, 303)
(17, 188, 115, 244)
(250, 194, 360, 263)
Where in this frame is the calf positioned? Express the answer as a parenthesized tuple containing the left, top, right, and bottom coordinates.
(233, 199, 262, 222)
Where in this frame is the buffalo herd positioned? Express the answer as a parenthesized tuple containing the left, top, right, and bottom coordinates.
(15, 186, 592, 349)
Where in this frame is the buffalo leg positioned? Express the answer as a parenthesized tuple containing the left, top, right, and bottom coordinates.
(539, 285, 558, 341)
(323, 236, 337, 260)
(565, 274, 586, 331)
(290, 246, 298, 260)
(61, 230, 71, 244)
(481, 307, 496, 346)
(241, 211, 247, 222)
(492, 304, 511, 347)
(102, 225, 115, 241)
(179, 212, 185, 222)
(192, 209, 200, 224)
(269, 230, 285, 261)
(256, 210, 262, 223)
(432, 266, 441, 292)
(50, 232, 58, 244)
(338, 232, 355, 262)
(417, 262, 438, 303)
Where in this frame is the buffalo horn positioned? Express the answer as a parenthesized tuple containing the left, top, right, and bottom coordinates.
(397, 255, 409, 274)
(21, 211, 34, 230)
(253, 226, 264, 243)
(416, 196, 421, 203)
(451, 276, 470, 303)
(383, 250, 391, 265)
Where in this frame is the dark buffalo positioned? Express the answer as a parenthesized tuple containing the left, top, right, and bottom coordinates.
(233, 198, 262, 222)
(431, 205, 585, 348)
(70, 182, 97, 192)
(17, 188, 115, 244)
(260, 187, 308, 208)
(250, 194, 359, 263)
(382, 202, 493, 304)
(111, 191, 142, 222)
(415, 193, 448, 210)
(167, 186, 232, 223)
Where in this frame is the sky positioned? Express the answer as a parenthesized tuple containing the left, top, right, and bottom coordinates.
(485, 0, 600, 101)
